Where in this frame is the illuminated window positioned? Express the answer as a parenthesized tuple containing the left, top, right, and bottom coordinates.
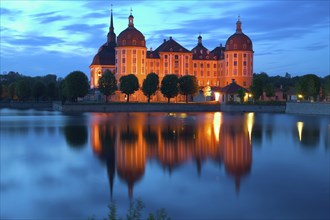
(174, 61, 179, 68)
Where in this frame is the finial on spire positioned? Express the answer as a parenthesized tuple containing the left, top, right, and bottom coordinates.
(111, 4, 113, 12)
(130, 7, 133, 15)
(128, 8, 134, 27)
(236, 15, 242, 33)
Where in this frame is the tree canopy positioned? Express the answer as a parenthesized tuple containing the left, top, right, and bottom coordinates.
(160, 74, 179, 103)
(16, 79, 31, 101)
(296, 74, 320, 100)
(98, 70, 118, 102)
(119, 74, 139, 102)
(178, 75, 199, 103)
(142, 72, 159, 103)
(64, 71, 89, 102)
(32, 81, 46, 102)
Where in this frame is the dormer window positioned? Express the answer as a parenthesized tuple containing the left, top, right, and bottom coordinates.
(132, 40, 136, 45)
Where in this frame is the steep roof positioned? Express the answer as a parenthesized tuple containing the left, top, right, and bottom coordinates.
(90, 43, 116, 66)
(220, 80, 248, 94)
(154, 37, 191, 53)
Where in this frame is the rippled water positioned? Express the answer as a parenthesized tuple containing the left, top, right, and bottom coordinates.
(0, 109, 329, 219)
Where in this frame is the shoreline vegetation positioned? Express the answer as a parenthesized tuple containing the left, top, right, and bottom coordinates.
(0, 100, 329, 115)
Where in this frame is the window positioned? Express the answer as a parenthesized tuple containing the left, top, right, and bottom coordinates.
(142, 59, 144, 64)
(133, 58, 136, 63)
(122, 40, 126, 45)
(207, 71, 210, 76)
(150, 62, 153, 67)
(214, 71, 217, 77)
(122, 58, 125, 63)
(234, 61, 237, 66)
(186, 56, 189, 59)
(194, 63, 197, 68)
(207, 63, 210, 68)
(243, 69, 247, 75)
(142, 51, 145, 55)
(156, 62, 159, 67)
(133, 66, 136, 73)
(214, 64, 216, 68)
(234, 53, 237, 58)
(243, 61, 247, 66)
(132, 40, 136, 45)
(201, 71, 204, 76)
(175, 55, 179, 59)
(243, 54, 246, 58)
(133, 50, 136, 54)
(194, 71, 197, 75)
(174, 61, 179, 68)
(122, 66, 125, 73)
(234, 69, 237, 75)
(234, 44, 237, 49)
(122, 50, 126, 54)
(185, 63, 188, 68)
(165, 55, 168, 59)
(243, 81, 246, 86)
(165, 62, 168, 67)
(200, 63, 203, 68)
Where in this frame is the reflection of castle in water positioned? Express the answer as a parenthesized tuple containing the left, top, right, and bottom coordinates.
(90, 112, 253, 198)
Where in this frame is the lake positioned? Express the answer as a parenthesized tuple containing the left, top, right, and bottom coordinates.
(0, 109, 329, 219)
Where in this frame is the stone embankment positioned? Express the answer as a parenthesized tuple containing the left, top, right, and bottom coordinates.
(286, 102, 330, 115)
(0, 101, 53, 110)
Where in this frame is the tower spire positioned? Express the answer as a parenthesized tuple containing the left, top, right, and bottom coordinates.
(107, 4, 116, 45)
(128, 8, 134, 27)
(236, 15, 242, 33)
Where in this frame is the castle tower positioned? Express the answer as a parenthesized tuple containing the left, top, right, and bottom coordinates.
(223, 17, 253, 88)
(89, 6, 117, 88)
(115, 9, 147, 87)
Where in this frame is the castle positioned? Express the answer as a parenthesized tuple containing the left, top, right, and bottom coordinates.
(90, 8, 253, 102)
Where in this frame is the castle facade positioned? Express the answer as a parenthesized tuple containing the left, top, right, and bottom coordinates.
(90, 9, 253, 101)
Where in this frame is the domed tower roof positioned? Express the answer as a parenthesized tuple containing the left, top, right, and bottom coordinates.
(225, 17, 253, 51)
(117, 10, 146, 47)
(90, 44, 116, 66)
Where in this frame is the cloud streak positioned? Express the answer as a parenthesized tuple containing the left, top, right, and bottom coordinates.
(0, 0, 329, 77)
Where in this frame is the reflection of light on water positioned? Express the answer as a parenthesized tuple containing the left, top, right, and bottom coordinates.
(213, 112, 222, 142)
(297, 121, 304, 142)
(247, 112, 254, 143)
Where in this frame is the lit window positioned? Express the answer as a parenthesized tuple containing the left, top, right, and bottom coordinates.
(174, 61, 179, 68)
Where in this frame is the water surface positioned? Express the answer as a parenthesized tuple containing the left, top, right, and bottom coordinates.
(1, 109, 329, 219)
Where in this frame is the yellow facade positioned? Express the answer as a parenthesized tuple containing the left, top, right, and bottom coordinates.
(90, 11, 254, 101)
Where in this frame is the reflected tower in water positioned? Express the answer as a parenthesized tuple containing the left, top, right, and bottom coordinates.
(90, 112, 254, 199)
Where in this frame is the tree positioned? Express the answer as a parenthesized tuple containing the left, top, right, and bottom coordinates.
(160, 74, 179, 103)
(119, 74, 139, 102)
(8, 83, 16, 99)
(32, 81, 46, 102)
(322, 75, 330, 99)
(98, 70, 118, 102)
(65, 71, 89, 102)
(203, 84, 212, 101)
(296, 74, 320, 100)
(142, 72, 159, 103)
(265, 83, 275, 99)
(47, 82, 56, 101)
(178, 75, 199, 103)
(16, 79, 31, 101)
(237, 88, 246, 103)
(0, 83, 2, 99)
(250, 76, 263, 100)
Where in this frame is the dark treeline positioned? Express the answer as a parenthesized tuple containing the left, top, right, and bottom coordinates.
(0, 71, 63, 102)
(1, 70, 329, 102)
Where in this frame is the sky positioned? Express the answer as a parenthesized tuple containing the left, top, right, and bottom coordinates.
(1, 0, 329, 78)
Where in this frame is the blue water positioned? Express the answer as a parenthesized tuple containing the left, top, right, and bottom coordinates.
(0, 109, 329, 219)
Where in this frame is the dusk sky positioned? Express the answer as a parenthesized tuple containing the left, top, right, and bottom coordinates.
(1, 0, 329, 78)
